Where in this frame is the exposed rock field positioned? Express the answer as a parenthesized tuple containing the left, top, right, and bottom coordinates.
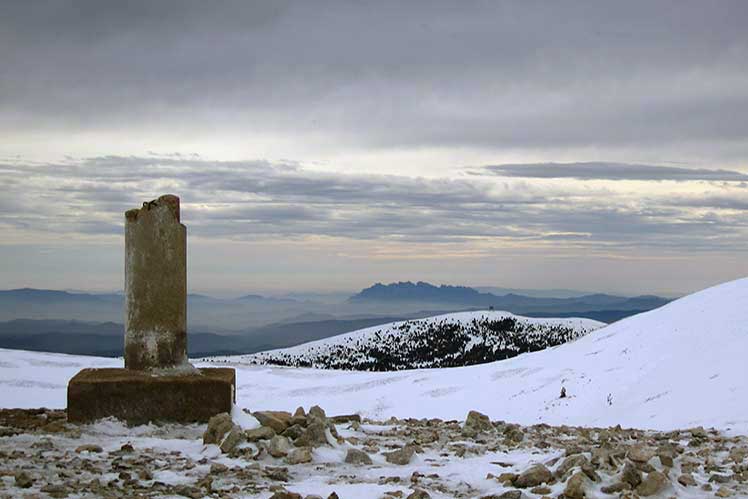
(1, 407, 747, 498)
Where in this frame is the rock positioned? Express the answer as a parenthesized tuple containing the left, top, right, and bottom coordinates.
(269, 435, 292, 458)
(294, 421, 330, 448)
(14, 471, 33, 488)
(327, 493, 339, 499)
(287, 447, 313, 465)
(504, 425, 524, 443)
(255, 411, 291, 433)
(482, 491, 523, 499)
(75, 444, 103, 453)
(464, 410, 493, 433)
(529, 485, 551, 494)
(246, 426, 276, 441)
(290, 407, 307, 427)
(628, 444, 655, 463)
(406, 489, 430, 499)
(203, 413, 234, 445)
(514, 464, 552, 488)
(636, 470, 669, 496)
(345, 448, 373, 465)
(308, 405, 327, 421)
(564, 471, 587, 499)
(384, 446, 416, 465)
(621, 462, 642, 488)
(210, 463, 228, 474)
(555, 454, 590, 478)
(658, 454, 674, 467)
(497, 472, 518, 484)
(600, 482, 629, 493)
(282, 424, 305, 440)
(715, 487, 733, 497)
(678, 473, 697, 486)
(330, 414, 362, 424)
(219, 424, 244, 453)
(269, 492, 302, 499)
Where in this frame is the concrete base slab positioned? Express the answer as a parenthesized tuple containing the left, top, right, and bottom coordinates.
(67, 367, 235, 425)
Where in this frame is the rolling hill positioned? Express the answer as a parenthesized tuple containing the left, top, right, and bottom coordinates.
(232, 312, 603, 370)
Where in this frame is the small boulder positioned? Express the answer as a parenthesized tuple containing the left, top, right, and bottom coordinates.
(14, 471, 34, 488)
(345, 448, 373, 465)
(269, 435, 292, 458)
(406, 489, 431, 499)
(621, 462, 642, 488)
(514, 464, 552, 488)
(636, 470, 669, 496)
(254, 411, 291, 433)
(464, 410, 493, 434)
(269, 492, 302, 499)
(246, 426, 276, 442)
(384, 446, 416, 465)
(627, 444, 655, 463)
(294, 421, 330, 448)
(75, 444, 103, 453)
(203, 413, 234, 445)
(219, 425, 244, 454)
(287, 447, 313, 465)
(678, 473, 697, 486)
(564, 471, 587, 499)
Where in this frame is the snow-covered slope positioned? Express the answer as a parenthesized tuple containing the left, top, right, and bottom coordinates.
(2, 278, 747, 433)
(229, 311, 602, 370)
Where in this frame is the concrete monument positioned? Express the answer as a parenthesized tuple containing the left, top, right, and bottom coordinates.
(67, 195, 235, 424)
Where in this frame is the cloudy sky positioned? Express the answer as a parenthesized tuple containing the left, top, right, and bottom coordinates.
(1, 1, 747, 296)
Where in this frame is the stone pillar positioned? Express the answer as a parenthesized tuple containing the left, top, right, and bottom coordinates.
(124, 194, 188, 370)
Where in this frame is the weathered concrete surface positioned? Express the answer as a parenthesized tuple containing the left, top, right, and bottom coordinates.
(67, 368, 236, 424)
(124, 194, 188, 370)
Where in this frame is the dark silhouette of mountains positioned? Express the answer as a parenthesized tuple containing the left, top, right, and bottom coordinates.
(0, 283, 671, 357)
(350, 281, 669, 314)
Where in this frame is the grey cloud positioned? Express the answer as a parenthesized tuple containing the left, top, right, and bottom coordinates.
(475, 162, 748, 182)
(1, 2, 747, 158)
(1, 155, 746, 252)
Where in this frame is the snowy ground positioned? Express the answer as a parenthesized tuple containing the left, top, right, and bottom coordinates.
(3, 278, 747, 434)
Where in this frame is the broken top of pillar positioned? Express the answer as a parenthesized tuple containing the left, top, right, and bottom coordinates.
(124, 194, 189, 371)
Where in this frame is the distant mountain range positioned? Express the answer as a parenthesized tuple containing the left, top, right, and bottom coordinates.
(350, 281, 669, 314)
(0, 282, 671, 357)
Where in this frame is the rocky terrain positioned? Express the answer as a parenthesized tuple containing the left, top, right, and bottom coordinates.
(1, 407, 746, 498)
(239, 313, 601, 371)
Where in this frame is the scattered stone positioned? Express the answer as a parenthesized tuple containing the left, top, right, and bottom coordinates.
(203, 412, 234, 445)
(564, 471, 587, 499)
(246, 425, 276, 441)
(295, 421, 330, 448)
(210, 462, 228, 474)
(530, 485, 551, 494)
(75, 444, 103, 453)
(514, 463, 552, 488)
(287, 447, 313, 465)
(715, 486, 734, 497)
(255, 411, 291, 433)
(678, 473, 697, 486)
(345, 447, 373, 465)
(628, 444, 655, 463)
(497, 472, 518, 484)
(621, 462, 643, 488)
(385, 446, 416, 465)
(283, 424, 305, 440)
(636, 470, 669, 496)
(330, 414, 362, 424)
(269, 435, 293, 458)
(14, 471, 33, 488)
(219, 424, 244, 453)
(406, 489, 431, 499)
(308, 405, 326, 421)
(600, 482, 629, 493)
(464, 410, 493, 433)
(269, 492, 302, 499)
